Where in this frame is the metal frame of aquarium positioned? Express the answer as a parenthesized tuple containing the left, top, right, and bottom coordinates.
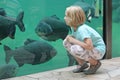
(103, 0, 112, 59)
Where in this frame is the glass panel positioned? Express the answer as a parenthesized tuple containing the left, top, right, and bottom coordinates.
(0, 0, 104, 79)
(112, 0, 120, 57)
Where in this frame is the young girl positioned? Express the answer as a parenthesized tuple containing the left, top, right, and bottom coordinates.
(63, 6, 106, 74)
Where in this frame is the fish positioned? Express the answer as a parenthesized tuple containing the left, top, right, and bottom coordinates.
(0, 64, 18, 79)
(113, 7, 120, 23)
(0, 8, 6, 16)
(0, 8, 25, 44)
(112, 0, 120, 23)
(4, 38, 57, 67)
(112, 0, 120, 10)
(35, 15, 71, 41)
(73, 0, 96, 22)
(0, 0, 23, 17)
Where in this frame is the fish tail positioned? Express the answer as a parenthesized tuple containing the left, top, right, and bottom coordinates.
(3, 45, 13, 64)
(16, 11, 25, 32)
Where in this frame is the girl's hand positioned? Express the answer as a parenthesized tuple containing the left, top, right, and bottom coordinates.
(66, 35, 75, 44)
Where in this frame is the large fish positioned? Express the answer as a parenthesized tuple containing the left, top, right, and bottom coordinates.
(0, 64, 18, 79)
(112, 0, 120, 10)
(35, 15, 71, 41)
(0, 8, 25, 44)
(112, 5, 120, 23)
(4, 38, 57, 67)
(112, 0, 120, 23)
(73, 0, 96, 22)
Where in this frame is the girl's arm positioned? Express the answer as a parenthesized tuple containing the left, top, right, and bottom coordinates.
(66, 35, 93, 50)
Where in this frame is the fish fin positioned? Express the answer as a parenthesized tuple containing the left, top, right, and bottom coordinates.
(13, 57, 24, 67)
(8, 25, 16, 39)
(16, 11, 25, 32)
(18, 63, 24, 67)
(51, 15, 60, 20)
(3, 45, 13, 64)
(24, 38, 36, 45)
(0, 8, 6, 16)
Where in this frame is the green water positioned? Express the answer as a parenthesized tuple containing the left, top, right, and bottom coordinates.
(0, 0, 75, 76)
(0, 0, 118, 78)
(112, 0, 120, 57)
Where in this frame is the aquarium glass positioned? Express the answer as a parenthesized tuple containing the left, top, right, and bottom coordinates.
(112, 0, 120, 57)
(0, 0, 104, 79)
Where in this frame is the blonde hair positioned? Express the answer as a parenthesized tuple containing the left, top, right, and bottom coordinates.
(65, 6, 86, 27)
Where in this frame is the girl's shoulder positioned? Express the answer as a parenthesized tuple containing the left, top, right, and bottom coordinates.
(79, 24, 89, 29)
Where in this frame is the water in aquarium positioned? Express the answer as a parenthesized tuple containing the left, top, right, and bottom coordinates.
(0, 0, 106, 79)
(112, 0, 120, 57)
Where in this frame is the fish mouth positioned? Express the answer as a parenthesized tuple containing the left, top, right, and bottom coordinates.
(7, 64, 18, 77)
(13, 66, 19, 76)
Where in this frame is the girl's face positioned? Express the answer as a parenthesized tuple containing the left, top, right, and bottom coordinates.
(64, 12, 72, 26)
